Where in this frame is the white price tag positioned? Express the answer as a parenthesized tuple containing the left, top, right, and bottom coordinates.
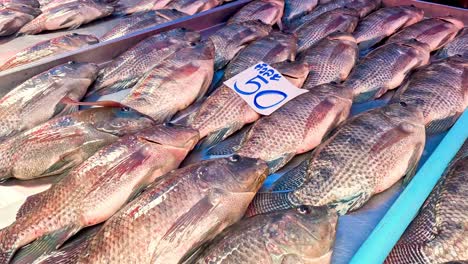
(224, 62, 308, 115)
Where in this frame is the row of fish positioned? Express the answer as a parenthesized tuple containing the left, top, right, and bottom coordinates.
(0, 0, 467, 263)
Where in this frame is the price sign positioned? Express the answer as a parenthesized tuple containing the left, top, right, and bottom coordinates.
(224, 62, 308, 115)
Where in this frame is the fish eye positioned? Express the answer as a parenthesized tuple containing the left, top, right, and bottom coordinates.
(120, 106, 131, 112)
(229, 154, 241, 163)
(71, 33, 78, 36)
(163, 122, 174, 127)
(190, 42, 197, 46)
(399, 102, 408, 107)
(68, 61, 76, 65)
(297, 205, 311, 215)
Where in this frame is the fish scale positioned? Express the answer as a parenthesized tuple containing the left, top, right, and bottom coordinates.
(282, 0, 317, 27)
(166, 0, 223, 15)
(123, 0, 174, 14)
(435, 27, 468, 59)
(247, 103, 426, 216)
(227, 0, 284, 27)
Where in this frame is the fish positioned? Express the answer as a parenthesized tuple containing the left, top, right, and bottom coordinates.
(343, 39, 431, 103)
(0, 124, 200, 264)
(386, 17, 465, 51)
(0, 0, 39, 8)
(298, 32, 358, 87)
(122, 0, 174, 14)
(227, 0, 284, 28)
(0, 33, 99, 71)
(293, 7, 359, 53)
(0, 3, 40, 36)
(194, 206, 337, 264)
(385, 142, 468, 264)
(87, 28, 201, 97)
(0, 106, 155, 181)
(353, 5, 424, 51)
(282, 0, 317, 28)
(287, 0, 380, 30)
(233, 83, 353, 173)
(100, 9, 187, 41)
(184, 32, 298, 148)
(435, 27, 468, 59)
(76, 156, 268, 263)
(18, 0, 114, 34)
(247, 103, 426, 216)
(121, 40, 214, 122)
(392, 56, 468, 135)
(208, 20, 272, 70)
(0, 62, 98, 142)
(165, 0, 223, 15)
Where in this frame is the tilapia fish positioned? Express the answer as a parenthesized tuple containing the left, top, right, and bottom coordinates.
(101, 9, 187, 41)
(387, 17, 465, 51)
(231, 83, 353, 173)
(353, 5, 424, 51)
(435, 27, 468, 59)
(88, 28, 200, 97)
(298, 32, 358, 87)
(0, 62, 98, 142)
(287, 0, 380, 30)
(0, 0, 39, 8)
(121, 40, 214, 122)
(0, 125, 199, 264)
(392, 56, 468, 135)
(0, 33, 98, 71)
(185, 32, 298, 147)
(19, 0, 114, 34)
(76, 156, 268, 264)
(123, 0, 174, 14)
(227, 0, 284, 27)
(344, 39, 431, 103)
(209, 20, 271, 70)
(385, 143, 468, 264)
(293, 7, 359, 53)
(166, 0, 222, 15)
(282, 0, 317, 28)
(0, 3, 40, 36)
(0, 106, 154, 181)
(247, 103, 426, 216)
(194, 206, 337, 264)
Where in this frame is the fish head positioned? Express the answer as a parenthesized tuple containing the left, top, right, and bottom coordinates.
(171, 27, 201, 43)
(271, 60, 309, 87)
(400, 5, 424, 26)
(55, 61, 99, 81)
(327, 32, 357, 44)
(439, 16, 465, 30)
(92, 107, 156, 136)
(136, 124, 200, 151)
(199, 156, 268, 193)
(175, 40, 215, 61)
(96, 3, 115, 16)
(401, 39, 431, 66)
(380, 102, 425, 127)
(69, 33, 99, 45)
(267, 206, 338, 260)
(309, 83, 354, 102)
(242, 19, 273, 35)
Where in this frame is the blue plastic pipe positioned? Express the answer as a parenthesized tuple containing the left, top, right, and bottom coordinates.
(349, 109, 468, 264)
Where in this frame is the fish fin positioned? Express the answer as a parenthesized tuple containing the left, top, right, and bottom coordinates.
(271, 159, 310, 191)
(10, 225, 80, 264)
(16, 191, 45, 219)
(196, 123, 244, 150)
(266, 153, 296, 173)
(170, 100, 204, 125)
(90, 78, 138, 97)
(402, 142, 424, 186)
(40, 148, 85, 177)
(54, 103, 78, 117)
(425, 113, 462, 135)
(329, 192, 367, 215)
(245, 191, 293, 217)
(60, 96, 125, 108)
(204, 125, 251, 157)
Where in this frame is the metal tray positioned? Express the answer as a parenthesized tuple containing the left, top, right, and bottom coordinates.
(0, 1, 466, 263)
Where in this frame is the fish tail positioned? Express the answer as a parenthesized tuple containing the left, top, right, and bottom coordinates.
(245, 191, 294, 217)
(0, 228, 16, 264)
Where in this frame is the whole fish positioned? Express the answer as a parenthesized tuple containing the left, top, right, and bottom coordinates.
(101, 9, 187, 41)
(121, 40, 214, 122)
(208, 20, 272, 70)
(298, 32, 358, 87)
(435, 27, 468, 59)
(185, 32, 298, 147)
(88, 28, 201, 97)
(76, 156, 268, 264)
(287, 0, 380, 30)
(227, 0, 284, 28)
(19, 0, 114, 34)
(344, 39, 431, 103)
(0, 0, 39, 8)
(353, 6, 424, 51)
(166, 0, 222, 15)
(392, 56, 468, 135)
(293, 7, 359, 53)
(194, 206, 337, 264)
(282, 0, 317, 28)
(0, 106, 154, 181)
(0, 3, 40, 36)
(0, 33, 99, 71)
(385, 142, 468, 264)
(0, 62, 98, 142)
(0, 125, 199, 264)
(123, 0, 174, 14)
(233, 83, 353, 173)
(247, 103, 426, 216)
(387, 17, 465, 51)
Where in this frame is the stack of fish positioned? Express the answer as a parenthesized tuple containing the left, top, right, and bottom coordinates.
(0, 0, 467, 263)
(0, 0, 40, 36)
